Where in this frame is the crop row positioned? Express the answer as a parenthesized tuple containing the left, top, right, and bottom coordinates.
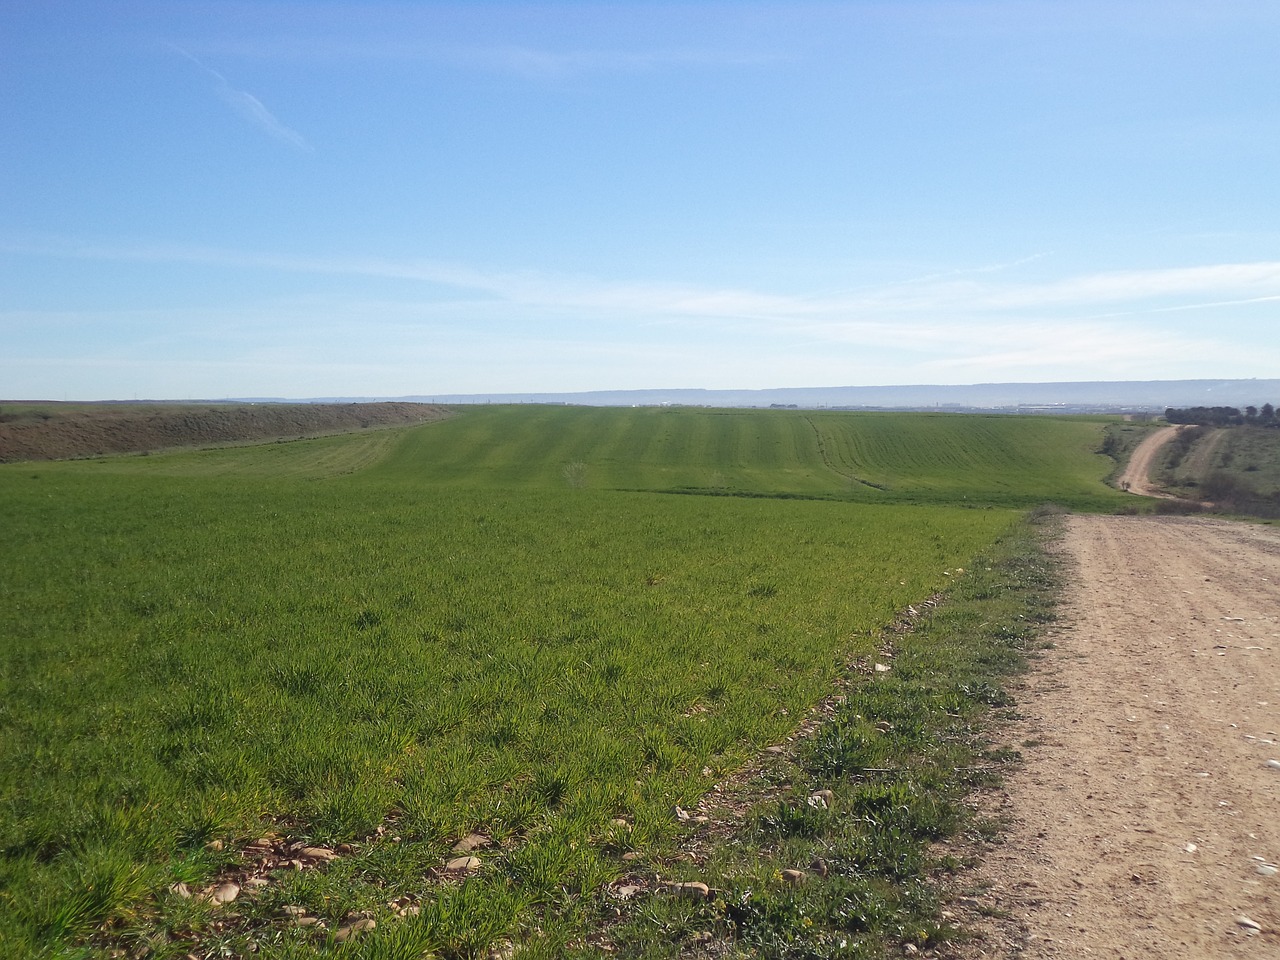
(0, 406, 1117, 956)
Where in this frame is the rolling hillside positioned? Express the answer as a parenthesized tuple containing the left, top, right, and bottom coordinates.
(0, 406, 1124, 959)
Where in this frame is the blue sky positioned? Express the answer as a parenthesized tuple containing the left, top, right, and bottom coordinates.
(3, 1, 1279, 399)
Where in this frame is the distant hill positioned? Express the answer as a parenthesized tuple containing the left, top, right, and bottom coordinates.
(307, 379, 1280, 413)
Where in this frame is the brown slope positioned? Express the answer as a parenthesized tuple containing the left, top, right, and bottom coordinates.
(0, 402, 450, 463)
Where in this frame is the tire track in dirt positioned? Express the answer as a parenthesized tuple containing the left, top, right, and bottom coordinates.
(1118, 426, 1179, 497)
(952, 515, 1280, 958)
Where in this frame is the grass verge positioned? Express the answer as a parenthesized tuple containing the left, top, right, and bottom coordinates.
(580, 514, 1059, 959)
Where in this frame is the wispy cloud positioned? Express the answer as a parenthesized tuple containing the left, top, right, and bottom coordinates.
(975, 261, 1280, 310)
(8, 237, 1280, 387)
(436, 43, 782, 79)
(12, 237, 1280, 326)
(173, 35, 782, 77)
(167, 43, 312, 151)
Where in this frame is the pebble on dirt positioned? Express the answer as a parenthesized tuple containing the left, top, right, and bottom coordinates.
(334, 918, 376, 941)
(666, 881, 712, 899)
(204, 882, 240, 905)
(808, 789, 835, 810)
(452, 833, 491, 853)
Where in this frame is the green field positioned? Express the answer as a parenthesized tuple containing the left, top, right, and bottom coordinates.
(0, 407, 1124, 958)
(87, 405, 1120, 505)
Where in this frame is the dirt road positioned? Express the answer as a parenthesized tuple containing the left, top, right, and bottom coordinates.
(1118, 426, 1179, 497)
(956, 514, 1280, 957)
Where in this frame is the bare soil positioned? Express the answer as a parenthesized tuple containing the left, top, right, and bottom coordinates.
(951, 514, 1280, 957)
(1118, 426, 1179, 497)
(0, 402, 450, 463)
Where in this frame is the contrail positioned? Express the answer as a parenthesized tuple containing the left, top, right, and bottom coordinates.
(165, 41, 312, 152)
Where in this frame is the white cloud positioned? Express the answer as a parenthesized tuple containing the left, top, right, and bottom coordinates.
(6, 237, 1280, 395)
(167, 43, 312, 151)
(171, 33, 782, 76)
(12, 236, 1280, 325)
(215, 86, 311, 151)
(976, 261, 1280, 310)
(434, 43, 782, 78)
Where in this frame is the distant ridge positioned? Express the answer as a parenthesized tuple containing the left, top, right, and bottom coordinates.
(297, 379, 1280, 413)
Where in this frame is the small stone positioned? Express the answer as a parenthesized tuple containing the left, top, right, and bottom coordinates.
(666, 881, 711, 900)
(445, 855, 481, 873)
(1257, 864, 1278, 877)
(300, 846, 337, 860)
(874, 662, 891, 673)
(808, 789, 835, 810)
(169, 882, 192, 899)
(612, 884, 643, 899)
(205, 882, 240, 905)
(764, 745, 786, 755)
(610, 818, 630, 828)
(335, 843, 354, 854)
(294, 916, 323, 927)
(243, 877, 269, 888)
(905, 945, 919, 955)
(203, 839, 224, 852)
(1266, 760, 1280, 770)
(1236, 915, 1262, 932)
(399, 905, 421, 918)
(621, 851, 642, 861)
(780, 869, 805, 884)
(281, 905, 308, 917)
(673, 805, 691, 821)
(334, 918, 376, 941)
(451, 833, 491, 853)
